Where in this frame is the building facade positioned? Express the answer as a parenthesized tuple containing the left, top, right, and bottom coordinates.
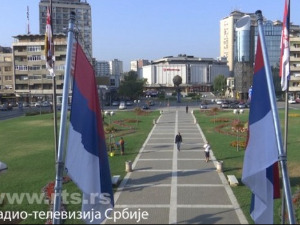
(130, 59, 150, 79)
(12, 34, 67, 103)
(142, 54, 230, 93)
(94, 60, 110, 77)
(289, 35, 300, 96)
(0, 47, 14, 103)
(39, 0, 92, 61)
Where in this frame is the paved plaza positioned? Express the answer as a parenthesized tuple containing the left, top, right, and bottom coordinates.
(105, 106, 247, 224)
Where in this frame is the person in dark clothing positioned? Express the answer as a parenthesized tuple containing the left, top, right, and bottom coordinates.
(186, 105, 189, 113)
(119, 137, 125, 155)
(175, 132, 183, 151)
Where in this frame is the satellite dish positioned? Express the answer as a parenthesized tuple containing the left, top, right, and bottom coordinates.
(236, 15, 251, 31)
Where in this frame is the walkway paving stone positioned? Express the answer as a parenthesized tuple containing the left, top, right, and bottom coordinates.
(104, 107, 247, 224)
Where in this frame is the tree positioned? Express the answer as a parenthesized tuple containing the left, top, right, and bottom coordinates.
(213, 75, 227, 95)
(119, 70, 146, 99)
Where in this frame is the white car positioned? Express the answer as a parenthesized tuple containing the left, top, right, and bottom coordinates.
(119, 102, 127, 110)
(288, 99, 296, 104)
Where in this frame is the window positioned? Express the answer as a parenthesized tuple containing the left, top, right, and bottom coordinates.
(110, 79, 116, 86)
(4, 67, 11, 72)
(15, 65, 28, 71)
(27, 46, 41, 52)
(5, 76, 12, 81)
(28, 55, 41, 61)
(28, 66, 41, 71)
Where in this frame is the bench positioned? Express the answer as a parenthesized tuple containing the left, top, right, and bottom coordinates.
(112, 175, 121, 186)
(227, 175, 239, 186)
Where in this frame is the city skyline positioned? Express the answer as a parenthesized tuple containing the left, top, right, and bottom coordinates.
(1, 0, 300, 71)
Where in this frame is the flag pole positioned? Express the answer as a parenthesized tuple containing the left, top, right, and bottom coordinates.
(49, 0, 59, 161)
(52, 11, 76, 225)
(281, 0, 290, 223)
(256, 10, 296, 224)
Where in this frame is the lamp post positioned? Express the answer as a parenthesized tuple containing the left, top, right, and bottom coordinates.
(105, 111, 115, 153)
(233, 109, 244, 151)
(134, 100, 140, 128)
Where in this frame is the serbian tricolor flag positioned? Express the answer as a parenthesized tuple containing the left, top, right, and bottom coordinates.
(242, 37, 280, 224)
(65, 43, 114, 224)
(280, 0, 290, 91)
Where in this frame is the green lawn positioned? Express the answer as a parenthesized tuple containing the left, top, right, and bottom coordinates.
(194, 108, 300, 224)
(0, 110, 159, 224)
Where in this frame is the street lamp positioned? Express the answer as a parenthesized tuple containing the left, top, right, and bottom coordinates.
(134, 99, 140, 108)
(134, 100, 140, 128)
(233, 109, 244, 151)
(105, 111, 115, 154)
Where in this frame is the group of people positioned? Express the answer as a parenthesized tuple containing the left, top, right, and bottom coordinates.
(175, 132, 211, 162)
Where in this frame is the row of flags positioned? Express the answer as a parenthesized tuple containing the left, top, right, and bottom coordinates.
(46, 0, 293, 224)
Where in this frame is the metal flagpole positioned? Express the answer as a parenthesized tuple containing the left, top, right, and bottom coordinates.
(282, 82, 289, 224)
(281, 1, 290, 223)
(256, 10, 296, 224)
(52, 11, 76, 225)
(49, 0, 59, 161)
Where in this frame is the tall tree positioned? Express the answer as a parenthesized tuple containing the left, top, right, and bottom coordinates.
(213, 75, 227, 95)
(119, 70, 146, 99)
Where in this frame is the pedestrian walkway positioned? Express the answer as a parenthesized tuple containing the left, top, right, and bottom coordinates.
(105, 107, 247, 224)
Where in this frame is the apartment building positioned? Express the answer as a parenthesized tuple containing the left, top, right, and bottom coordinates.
(12, 34, 67, 103)
(0, 47, 14, 103)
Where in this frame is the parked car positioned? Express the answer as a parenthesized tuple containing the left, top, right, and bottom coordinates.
(238, 103, 246, 109)
(35, 102, 42, 107)
(288, 99, 296, 104)
(22, 102, 29, 107)
(220, 102, 229, 108)
(42, 101, 51, 107)
(0, 103, 12, 111)
(216, 99, 223, 105)
(199, 104, 207, 109)
(119, 102, 127, 110)
(142, 105, 150, 110)
(125, 101, 133, 106)
(112, 101, 120, 106)
(149, 100, 155, 106)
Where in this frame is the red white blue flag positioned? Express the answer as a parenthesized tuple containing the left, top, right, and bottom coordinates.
(242, 37, 280, 224)
(280, 0, 290, 91)
(65, 43, 114, 224)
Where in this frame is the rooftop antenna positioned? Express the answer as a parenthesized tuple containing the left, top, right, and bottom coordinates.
(27, 6, 30, 34)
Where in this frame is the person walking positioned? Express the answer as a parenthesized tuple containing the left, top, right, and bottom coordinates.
(203, 141, 211, 162)
(186, 105, 189, 113)
(119, 137, 125, 155)
(175, 132, 183, 151)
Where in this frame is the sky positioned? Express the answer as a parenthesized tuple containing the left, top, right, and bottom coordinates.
(1, 0, 300, 71)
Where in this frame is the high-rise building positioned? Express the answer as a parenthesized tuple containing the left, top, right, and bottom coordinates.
(39, 0, 92, 60)
(220, 10, 256, 73)
(94, 60, 110, 77)
(109, 59, 123, 76)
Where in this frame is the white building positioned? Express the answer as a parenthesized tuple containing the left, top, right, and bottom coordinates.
(142, 55, 230, 92)
(109, 59, 123, 76)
